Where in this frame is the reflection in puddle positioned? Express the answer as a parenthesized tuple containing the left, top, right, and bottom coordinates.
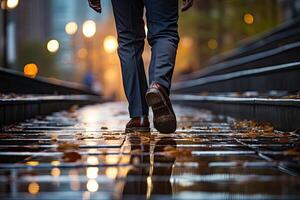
(86, 179, 99, 192)
(26, 161, 39, 166)
(82, 191, 91, 200)
(51, 167, 61, 177)
(28, 182, 40, 195)
(85, 155, 100, 193)
(87, 156, 99, 165)
(86, 167, 98, 179)
(50, 160, 61, 166)
(106, 155, 119, 165)
(106, 167, 118, 179)
(2, 103, 300, 199)
(121, 135, 177, 198)
(69, 169, 80, 191)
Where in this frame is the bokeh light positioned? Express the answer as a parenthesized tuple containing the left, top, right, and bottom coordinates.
(86, 167, 98, 179)
(51, 168, 61, 177)
(69, 169, 80, 191)
(51, 160, 61, 166)
(207, 39, 218, 50)
(65, 22, 78, 35)
(82, 20, 96, 38)
(105, 167, 118, 179)
(24, 63, 38, 78)
(86, 179, 99, 192)
(87, 156, 99, 165)
(47, 39, 60, 53)
(144, 25, 148, 36)
(244, 13, 254, 25)
(103, 35, 118, 53)
(181, 36, 194, 49)
(7, 0, 19, 9)
(28, 182, 40, 195)
(105, 155, 119, 165)
(77, 48, 88, 59)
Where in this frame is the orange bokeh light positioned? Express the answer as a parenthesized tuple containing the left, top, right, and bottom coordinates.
(24, 63, 38, 78)
(244, 13, 254, 25)
(28, 182, 40, 195)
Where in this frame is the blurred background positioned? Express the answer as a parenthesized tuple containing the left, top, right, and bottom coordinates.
(1, 0, 300, 100)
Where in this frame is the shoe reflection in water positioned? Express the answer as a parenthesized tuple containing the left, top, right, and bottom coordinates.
(122, 135, 177, 199)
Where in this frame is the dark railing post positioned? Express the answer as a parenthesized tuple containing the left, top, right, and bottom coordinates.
(2, 1, 8, 68)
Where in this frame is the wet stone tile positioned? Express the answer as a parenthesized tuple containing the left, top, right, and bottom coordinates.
(0, 102, 299, 199)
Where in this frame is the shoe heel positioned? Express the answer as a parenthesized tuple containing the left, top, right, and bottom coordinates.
(145, 90, 162, 107)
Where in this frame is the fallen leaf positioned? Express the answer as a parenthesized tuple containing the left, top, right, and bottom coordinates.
(276, 137, 290, 143)
(63, 151, 81, 162)
(192, 138, 207, 143)
(231, 120, 276, 139)
(105, 136, 120, 140)
(57, 142, 79, 152)
(283, 147, 300, 156)
(130, 149, 143, 154)
(211, 128, 220, 132)
(68, 105, 78, 113)
(244, 131, 258, 139)
(164, 145, 176, 152)
(163, 146, 192, 158)
(282, 94, 300, 99)
(0, 134, 13, 139)
(51, 134, 58, 142)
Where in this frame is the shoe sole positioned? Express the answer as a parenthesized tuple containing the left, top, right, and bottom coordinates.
(125, 127, 151, 133)
(145, 88, 176, 133)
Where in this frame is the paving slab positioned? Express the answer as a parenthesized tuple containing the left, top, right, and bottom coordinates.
(0, 102, 299, 200)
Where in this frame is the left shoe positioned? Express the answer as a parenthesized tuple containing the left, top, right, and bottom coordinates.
(125, 116, 150, 133)
(145, 82, 177, 133)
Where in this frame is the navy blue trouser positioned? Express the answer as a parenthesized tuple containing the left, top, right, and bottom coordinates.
(111, 0, 179, 118)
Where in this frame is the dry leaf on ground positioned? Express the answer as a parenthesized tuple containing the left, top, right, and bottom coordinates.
(57, 142, 79, 152)
(283, 147, 300, 156)
(163, 145, 192, 158)
(63, 151, 82, 162)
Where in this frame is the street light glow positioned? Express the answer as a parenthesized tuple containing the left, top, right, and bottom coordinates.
(244, 13, 254, 25)
(208, 39, 218, 50)
(82, 20, 96, 38)
(24, 63, 38, 78)
(28, 182, 40, 195)
(77, 48, 88, 59)
(103, 35, 118, 53)
(47, 39, 60, 53)
(65, 22, 78, 35)
(7, 0, 19, 9)
(86, 179, 99, 192)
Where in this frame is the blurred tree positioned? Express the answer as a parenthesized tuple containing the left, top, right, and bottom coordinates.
(178, 0, 282, 73)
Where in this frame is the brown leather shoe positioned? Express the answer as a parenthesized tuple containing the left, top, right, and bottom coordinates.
(145, 82, 177, 133)
(125, 116, 150, 133)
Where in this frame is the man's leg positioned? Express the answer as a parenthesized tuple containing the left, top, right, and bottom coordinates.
(144, 0, 180, 93)
(111, 0, 148, 118)
(144, 0, 179, 133)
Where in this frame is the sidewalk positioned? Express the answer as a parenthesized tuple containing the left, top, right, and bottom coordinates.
(0, 102, 299, 199)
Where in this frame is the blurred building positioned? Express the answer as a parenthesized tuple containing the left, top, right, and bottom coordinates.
(2, 0, 300, 99)
(15, 0, 52, 44)
(50, 0, 111, 81)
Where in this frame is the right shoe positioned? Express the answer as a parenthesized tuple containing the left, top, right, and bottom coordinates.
(145, 82, 177, 133)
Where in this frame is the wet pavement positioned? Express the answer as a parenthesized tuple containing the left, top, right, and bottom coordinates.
(0, 102, 300, 200)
